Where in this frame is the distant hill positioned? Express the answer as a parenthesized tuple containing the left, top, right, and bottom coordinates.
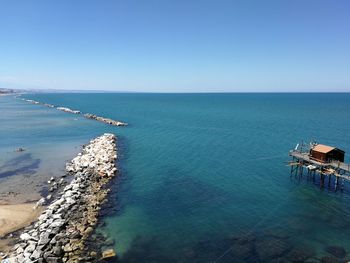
(0, 88, 16, 94)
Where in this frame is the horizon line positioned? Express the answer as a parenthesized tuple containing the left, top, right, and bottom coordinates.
(16, 91, 350, 94)
(2, 87, 350, 94)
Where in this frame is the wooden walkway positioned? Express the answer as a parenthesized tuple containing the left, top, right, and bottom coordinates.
(290, 150, 350, 173)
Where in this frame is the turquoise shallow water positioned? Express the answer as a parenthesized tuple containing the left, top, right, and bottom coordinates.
(0, 95, 99, 202)
(2, 93, 350, 262)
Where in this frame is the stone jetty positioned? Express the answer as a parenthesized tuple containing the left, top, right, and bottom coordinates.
(84, 113, 127, 127)
(4, 133, 118, 263)
(23, 99, 40, 105)
(56, 107, 81, 114)
(18, 96, 127, 127)
(43, 103, 55, 108)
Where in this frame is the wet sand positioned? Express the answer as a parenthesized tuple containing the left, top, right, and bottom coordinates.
(0, 202, 43, 254)
(0, 203, 42, 237)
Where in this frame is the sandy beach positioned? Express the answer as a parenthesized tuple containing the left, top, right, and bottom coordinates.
(0, 203, 42, 237)
(0, 202, 42, 255)
(0, 203, 43, 257)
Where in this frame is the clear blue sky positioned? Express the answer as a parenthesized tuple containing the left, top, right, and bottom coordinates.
(0, 0, 349, 92)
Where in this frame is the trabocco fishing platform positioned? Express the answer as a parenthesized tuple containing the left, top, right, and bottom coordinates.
(289, 142, 350, 190)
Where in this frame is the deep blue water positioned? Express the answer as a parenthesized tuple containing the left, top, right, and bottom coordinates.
(2, 93, 350, 262)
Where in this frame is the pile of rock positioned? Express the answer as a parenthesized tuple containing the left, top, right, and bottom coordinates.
(19, 97, 54, 108)
(5, 133, 118, 263)
(84, 113, 127, 127)
(18, 96, 128, 127)
(24, 99, 40, 105)
(56, 107, 81, 114)
(43, 103, 55, 108)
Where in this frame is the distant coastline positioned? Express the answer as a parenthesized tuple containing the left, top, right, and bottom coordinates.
(2, 87, 350, 95)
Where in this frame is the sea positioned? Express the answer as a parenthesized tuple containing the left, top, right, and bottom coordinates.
(1, 93, 350, 262)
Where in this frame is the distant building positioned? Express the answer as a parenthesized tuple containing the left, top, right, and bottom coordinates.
(310, 144, 345, 163)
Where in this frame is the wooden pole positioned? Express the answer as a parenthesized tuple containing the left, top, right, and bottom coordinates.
(320, 173, 325, 188)
(335, 176, 338, 191)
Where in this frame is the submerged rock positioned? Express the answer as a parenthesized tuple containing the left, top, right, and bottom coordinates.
(102, 248, 116, 259)
(285, 246, 315, 262)
(15, 147, 25, 152)
(34, 197, 46, 209)
(325, 245, 347, 258)
(321, 255, 344, 263)
(255, 237, 290, 261)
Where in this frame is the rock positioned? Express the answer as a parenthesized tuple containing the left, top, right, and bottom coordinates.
(38, 232, 51, 246)
(65, 197, 76, 205)
(7, 134, 118, 262)
(52, 246, 63, 256)
(24, 244, 36, 254)
(16, 246, 24, 254)
(46, 257, 60, 263)
(229, 233, 256, 245)
(285, 246, 315, 262)
(229, 240, 254, 261)
(35, 197, 46, 208)
(102, 249, 116, 259)
(325, 246, 347, 259)
(16, 147, 25, 152)
(43, 251, 55, 260)
(256, 238, 290, 261)
(321, 255, 343, 263)
(83, 113, 127, 126)
(30, 249, 42, 260)
(104, 238, 115, 246)
(84, 227, 93, 235)
(63, 244, 73, 253)
(64, 191, 73, 198)
(56, 107, 81, 114)
(51, 219, 65, 228)
(72, 184, 80, 191)
(20, 233, 32, 241)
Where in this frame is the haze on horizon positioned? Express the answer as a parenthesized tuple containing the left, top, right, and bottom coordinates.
(0, 0, 349, 93)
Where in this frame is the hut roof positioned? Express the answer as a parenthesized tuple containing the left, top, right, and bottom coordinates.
(312, 144, 335, 153)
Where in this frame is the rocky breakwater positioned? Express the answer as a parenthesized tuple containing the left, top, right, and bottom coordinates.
(23, 99, 40, 105)
(5, 133, 118, 263)
(84, 113, 127, 126)
(56, 107, 81, 114)
(17, 96, 127, 127)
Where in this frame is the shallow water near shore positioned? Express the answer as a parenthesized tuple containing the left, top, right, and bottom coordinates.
(0, 95, 105, 204)
(2, 93, 350, 262)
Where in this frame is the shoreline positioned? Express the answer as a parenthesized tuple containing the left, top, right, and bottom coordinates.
(2, 133, 118, 262)
(0, 203, 43, 238)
